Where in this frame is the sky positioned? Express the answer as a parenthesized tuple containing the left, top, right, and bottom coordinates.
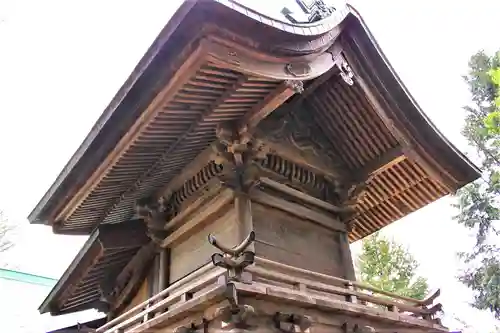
(0, 0, 499, 331)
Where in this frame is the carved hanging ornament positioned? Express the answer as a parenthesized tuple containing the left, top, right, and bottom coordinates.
(337, 57, 354, 86)
(284, 80, 305, 93)
(209, 230, 256, 282)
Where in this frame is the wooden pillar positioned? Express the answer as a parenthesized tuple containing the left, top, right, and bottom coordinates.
(235, 192, 255, 252)
(340, 232, 356, 280)
(158, 248, 169, 291)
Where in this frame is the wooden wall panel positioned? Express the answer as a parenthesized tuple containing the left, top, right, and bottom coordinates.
(252, 202, 344, 277)
(169, 207, 238, 283)
(118, 278, 148, 317)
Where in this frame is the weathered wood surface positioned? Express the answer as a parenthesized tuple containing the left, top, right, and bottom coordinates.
(97, 263, 225, 333)
(252, 202, 343, 278)
(169, 206, 237, 283)
(116, 279, 148, 319)
(98, 256, 444, 333)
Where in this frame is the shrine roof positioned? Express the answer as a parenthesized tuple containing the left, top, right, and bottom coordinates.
(28, 0, 480, 242)
(38, 220, 152, 315)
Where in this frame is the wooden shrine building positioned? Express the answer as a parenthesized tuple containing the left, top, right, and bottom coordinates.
(29, 1, 480, 332)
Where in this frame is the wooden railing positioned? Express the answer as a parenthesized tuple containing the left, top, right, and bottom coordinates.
(97, 258, 442, 332)
(96, 263, 226, 333)
(251, 257, 442, 320)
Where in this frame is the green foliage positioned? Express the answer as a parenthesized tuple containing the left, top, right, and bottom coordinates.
(456, 50, 500, 319)
(357, 233, 429, 300)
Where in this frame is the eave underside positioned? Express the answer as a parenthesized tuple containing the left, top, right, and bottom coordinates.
(300, 78, 450, 240)
(38, 49, 472, 242)
(40, 221, 151, 315)
(28, 1, 478, 242)
(32, 2, 481, 320)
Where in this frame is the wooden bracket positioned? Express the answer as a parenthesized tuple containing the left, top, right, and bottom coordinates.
(212, 123, 269, 193)
(211, 281, 256, 330)
(174, 320, 208, 333)
(341, 322, 376, 333)
(332, 52, 354, 86)
(135, 196, 170, 243)
(209, 230, 255, 282)
(273, 312, 312, 333)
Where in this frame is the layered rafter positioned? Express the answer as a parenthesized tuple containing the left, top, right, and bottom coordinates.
(29, 0, 480, 322)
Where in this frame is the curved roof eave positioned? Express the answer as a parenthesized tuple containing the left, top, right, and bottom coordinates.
(28, 0, 480, 228)
(344, 4, 481, 187)
(27, 0, 350, 226)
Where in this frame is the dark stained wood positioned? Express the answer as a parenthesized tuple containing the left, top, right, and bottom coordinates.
(53, 43, 211, 224)
(31, 2, 480, 330)
(204, 38, 338, 81)
(259, 138, 346, 181)
(159, 147, 214, 200)
(259, 177, 345, 214)
(110, 243, 156, 316)
(339, 232, 356, 280)
(238, 82, 296, 131)
(234, 193, 255, 253)
(53, 242, 103, 314)
(340, 33, 461, 192)
(252, 202, 344, 278)
(250, 189, 346, 232)
(168, 205, 236, 283)
(161, 189, 234, 249)
(97, 220, 150, 250)
(354, 145, 406, 180)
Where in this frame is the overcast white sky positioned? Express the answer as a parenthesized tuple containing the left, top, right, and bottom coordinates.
(0, 0, 499, 331)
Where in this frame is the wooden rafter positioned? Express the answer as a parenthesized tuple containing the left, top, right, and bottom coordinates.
(341, 36, 457, 191)
(53, 43, 210, 224)
(353, 145, 406, 182)
(238, 82, 297, 131)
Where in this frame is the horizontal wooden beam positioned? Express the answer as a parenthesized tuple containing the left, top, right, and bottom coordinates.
(354, 145, 406, 181)
(161, 189, 234, 248)
(250, 189, 346, 232)
(98, 220, 150, 250)
(159, 147, 214, 199)
(257, 138, 348, 181)
(259, 177, 346, 214)
(239, 82, 297, 131)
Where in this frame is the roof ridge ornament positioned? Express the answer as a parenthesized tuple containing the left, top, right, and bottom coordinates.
(282, 0, 336, 24)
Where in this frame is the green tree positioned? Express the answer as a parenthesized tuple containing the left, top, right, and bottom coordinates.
(357, 233, 429, 300)
(455, 50, 500, 319)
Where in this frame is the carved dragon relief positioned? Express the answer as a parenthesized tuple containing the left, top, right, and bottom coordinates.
(256, 103, 342, 173)
(255, 104, 358, 203)
(254, 99, 371, 216)
(134, 110, 364, 231)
